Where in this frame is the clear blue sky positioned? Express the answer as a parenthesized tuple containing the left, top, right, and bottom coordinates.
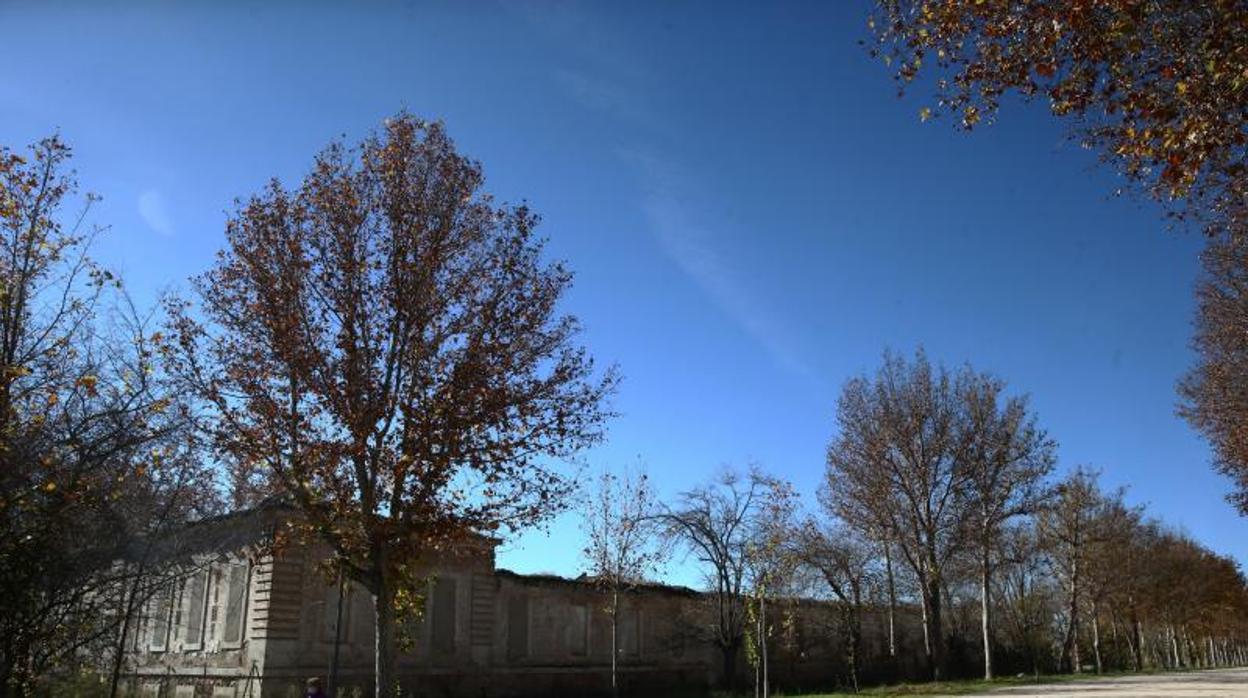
(3, 1, 1241, 586)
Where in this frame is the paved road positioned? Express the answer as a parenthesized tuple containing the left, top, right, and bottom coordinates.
(962, 668, 1248, 697)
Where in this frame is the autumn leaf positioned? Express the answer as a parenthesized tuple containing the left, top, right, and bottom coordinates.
(77, 374, 98, 396)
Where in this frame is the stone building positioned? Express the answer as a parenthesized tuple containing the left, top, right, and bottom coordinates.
(120, 502, 921, 697)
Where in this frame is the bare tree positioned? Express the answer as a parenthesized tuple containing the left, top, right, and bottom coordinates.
(661, 467, 781, 689)
(1038, 466, 1108, 674)
(824, 349, 970, 680)
(743, 477, 797, 698)
(793, 519, 876, 693)
(1083, 497, 1144, 675)
(167, 114, 617, 698)
(580, 463, 667, 697)
(959, 373, 1056, 679)
(996, 523, 1057, 676)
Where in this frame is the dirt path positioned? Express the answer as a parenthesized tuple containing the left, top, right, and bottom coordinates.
(964, 667, 1248, 697)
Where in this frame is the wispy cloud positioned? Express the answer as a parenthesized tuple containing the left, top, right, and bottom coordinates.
(504, 2, 812, 380)
(624, 150, 815, 380)
(553, 68, 660, 129)
(137, 189, 174, 236)
(505, 3, 663, 132)
(504, 2, 646, 82)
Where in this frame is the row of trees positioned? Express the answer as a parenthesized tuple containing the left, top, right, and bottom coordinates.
(864, 0, 1248, 520)
(583, 352, 1248, 695)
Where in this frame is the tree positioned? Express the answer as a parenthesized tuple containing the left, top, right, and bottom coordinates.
(661, 467, 782, 688)
(1082, 496, 1143, 674)
(793, 519, 876, 693)
(1037, 466, 1108, 674)
(0, 136, 217, 695)
(168, 114, 617, 698)
(867, 1, 1248, 513)
(1180, 233, 1248, 516)
(742, 477, 797, 698)
(995, 523, 1058, 676)
(580, 464, 667, 697)
(868, 0, 1248, 238)
(824, 349, 970, 680)
(959, 372, 1056, 679)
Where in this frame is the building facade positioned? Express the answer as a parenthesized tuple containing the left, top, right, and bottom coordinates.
(120, 505, 920, 697)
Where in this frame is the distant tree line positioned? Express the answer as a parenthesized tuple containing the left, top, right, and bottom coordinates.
(587, 351, 1248, 696)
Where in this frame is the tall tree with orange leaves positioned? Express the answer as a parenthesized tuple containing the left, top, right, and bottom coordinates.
(168, 114, 617, 697)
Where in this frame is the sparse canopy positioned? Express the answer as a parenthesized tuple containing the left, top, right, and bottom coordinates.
(168, 113, 617, 698)
(792, 519, 876, 692)
(660, 466, 786, 689)
(824, 349, 969, 680)
(580, 464, 667, 696)
(1037, 466, 1111, 674)
(0, 137, 216, 696)
(960, 370, 1057, 680)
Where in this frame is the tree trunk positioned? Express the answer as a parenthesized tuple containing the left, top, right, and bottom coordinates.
(980, 542, 993, 680)
(721, 638, 740, 689)
(1063, 570, 1081, 674)
(1091, 601, 1103, 675)
(1130, 605, 1144, 672)
(374, 570, 399, 698)
(1123, 625, 1137, 672)
(884, 542, 897, 658)
(919, 586, 932, 664)
(848, 585, 862, 693)
(1182, 627, 1194, 668)
(923, 562, 945, 681)
(753, 591, 763, 698)
(1169, 625, 1181, 669)
(109, 574, 143, 698)
(329, 572, 346, 697)
(611, 590, 619, 698)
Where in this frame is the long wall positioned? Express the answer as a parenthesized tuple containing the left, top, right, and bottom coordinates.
(122, 532, 922, 697)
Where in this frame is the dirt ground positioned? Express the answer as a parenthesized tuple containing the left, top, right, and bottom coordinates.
(965, 667, 1248, 697)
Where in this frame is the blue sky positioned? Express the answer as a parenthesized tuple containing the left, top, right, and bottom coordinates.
(2, 1, 1241, 587)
